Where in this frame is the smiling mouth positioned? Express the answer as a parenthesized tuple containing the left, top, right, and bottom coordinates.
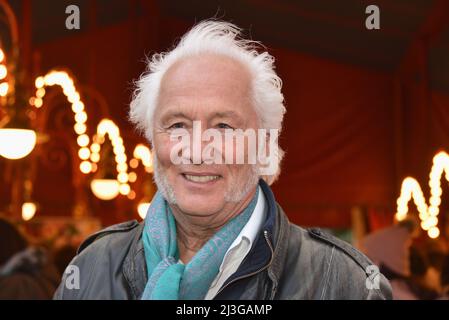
(182, 173, 222, 183)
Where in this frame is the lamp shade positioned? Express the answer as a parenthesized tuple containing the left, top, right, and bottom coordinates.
(22, 202, 37, 221)
(90, 178, 120, 200)
(0, 128, 36, 159)
(137, 202, 151, 219)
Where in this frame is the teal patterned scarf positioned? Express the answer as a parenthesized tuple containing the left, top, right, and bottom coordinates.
(141, 188, 259, 300)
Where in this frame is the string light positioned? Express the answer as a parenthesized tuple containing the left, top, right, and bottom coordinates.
(34, 98, 43, 108)
(0, 65, 7, 79)
(395, 151, 449, 239)
(31, 71, 91, 171)
(78, 147, 91, 160)
(36, 88, 45, 98)
(77, 134, 90, 147)
(29, 72, 146, 199)
(428, 227, 440, 239)
(0, 48, 8, 97)
(22, 202, 37, 221)
(128, 172, 137, 183)
(395, 177, 428, 222)
(112, 144, 155, 197)
(0, 82, 8, 97)
(74, 123, 87, 135)
(133, 144, 153, 171)
(71, 101, 84, 113)
(120, 144, 154, 188)
(90, 119, 132, 196)
(90, 152, 100, 163)
(80, 161, 92, 174)
(119, 183, 131, 195)
(129, 158, 139, 169)
(116, 163, 128, 172)
(90, 143, 100, 153)
(127, 190, 136, 200)
(118, 172, 129, 183)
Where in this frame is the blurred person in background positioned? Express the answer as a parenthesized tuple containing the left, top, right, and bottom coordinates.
(441, 254, 449, 297)
(361, 218, 419, 282)
(361, 217, 448, 299)
(404, 243, 445, 299)
(53, 245, 77, 276)
(0, 217, 60, 299)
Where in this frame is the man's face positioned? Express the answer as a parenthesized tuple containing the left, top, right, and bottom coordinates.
(152, 54, 260, 216)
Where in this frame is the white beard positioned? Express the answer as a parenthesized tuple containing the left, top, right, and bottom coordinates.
(152, 153, 260, 204)
(152, 155, 177, 204)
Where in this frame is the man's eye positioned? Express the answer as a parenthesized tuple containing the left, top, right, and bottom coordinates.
(168, 122, 185, 129)
(217, 123, 234, 129)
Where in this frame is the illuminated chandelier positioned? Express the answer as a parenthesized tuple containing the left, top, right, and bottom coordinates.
(0, 1, 156, 218)
(0, 1, 37, 160)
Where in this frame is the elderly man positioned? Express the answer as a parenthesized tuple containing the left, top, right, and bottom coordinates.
(54, 20, 391, 300)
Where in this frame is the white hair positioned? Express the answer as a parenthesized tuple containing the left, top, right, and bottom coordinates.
(129, 20, 286, 184)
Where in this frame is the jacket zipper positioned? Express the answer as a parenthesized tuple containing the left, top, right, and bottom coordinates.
(215, 230, 275, 297)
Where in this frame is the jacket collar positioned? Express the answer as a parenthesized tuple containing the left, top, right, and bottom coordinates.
(123, 222, 146, 299)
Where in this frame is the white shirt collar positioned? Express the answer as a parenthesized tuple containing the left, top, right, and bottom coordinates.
(222, 186, 266, 264)
(205, 186, 267, 298)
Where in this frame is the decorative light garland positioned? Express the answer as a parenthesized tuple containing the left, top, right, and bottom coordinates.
(395, 151, 449, 239)
(130, 144, 153, 218)
(89, 119, 131, 195)
(31, 71, 90, 172)
(0, 48, 9, 97)
(131, 144, 153, 173)
(31, 72, 132, 197)
(127, 143, 153, 188)
(29, 71, 154, 201)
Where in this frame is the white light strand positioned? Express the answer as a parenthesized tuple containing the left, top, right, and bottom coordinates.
(90, 119, 131, 195)
(395, 151, 449, 239)
(0, 48, 9, 97)
(132, 144, 153, 173)
(32, 71, 90, 172)
(31, 73, 135, 199)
